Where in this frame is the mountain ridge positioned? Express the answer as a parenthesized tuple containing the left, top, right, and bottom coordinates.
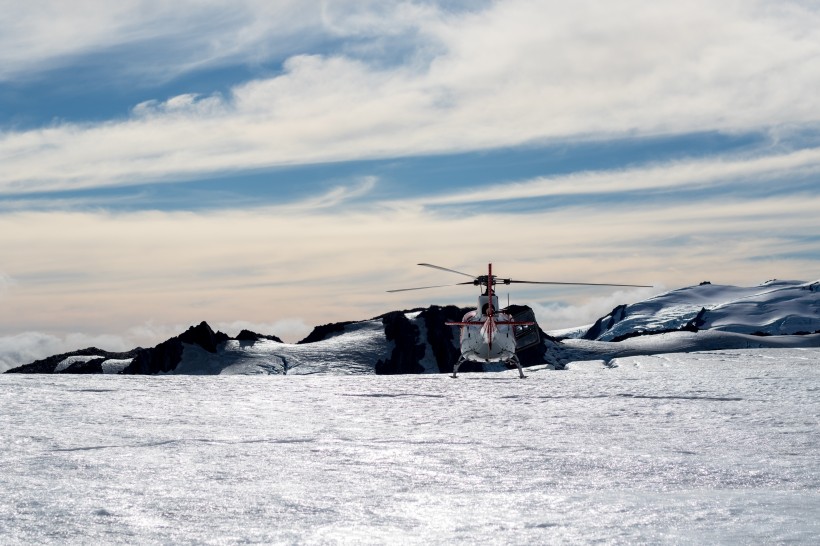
(6, 279, 820, 375)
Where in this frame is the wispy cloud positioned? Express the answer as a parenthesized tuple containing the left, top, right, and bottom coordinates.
(2, 1, 820, 194)
(3, 1, 820, 357)
(0, 271, 14, 296)
(288, 176, 378, 211)
(0, 330, 135, 373)
(0, 1, 327, 83)
(2, 184, 818, 348)
(531, 285, 662, 332)
(407, 145, 820, 207)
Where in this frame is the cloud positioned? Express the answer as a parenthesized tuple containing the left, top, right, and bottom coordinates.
(0, 316, 314, 373)
(1, 180, 818, 345)
(214, 319, 312, 343)
(3, 1, 820, 350)
(0, 331, 135, 373)
(530, 286, 663, 333)
(290, 176, 378, 211)
(0, 272, 13, 295)
(2, 1, 820, 194)
(0, 1, 329, 83)
(408, 146, 820, 207)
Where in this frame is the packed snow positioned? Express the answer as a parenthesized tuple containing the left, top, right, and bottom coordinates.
(53, 355, 99, 373)
(580, 279, 820, 341)
(170, 320, 392, 375)
(100, 359, 133, 375)
(2, 348, 818, 544)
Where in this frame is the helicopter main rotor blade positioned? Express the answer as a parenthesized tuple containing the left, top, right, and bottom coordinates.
(417, 263, 476, 279)
(504, 280, 653, 288)
(386, 281, 474, 293)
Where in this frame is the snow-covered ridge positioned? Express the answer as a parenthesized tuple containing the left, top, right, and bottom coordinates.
(5, 306, 506, 376)
(577, 279, 820, 341)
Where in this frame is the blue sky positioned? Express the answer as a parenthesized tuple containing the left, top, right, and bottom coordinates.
(2, 0, 820, 369)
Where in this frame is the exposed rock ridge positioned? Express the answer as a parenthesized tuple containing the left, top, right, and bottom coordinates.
(375, 311, 426, 374)
(420, 305, 472, 374)
(5, 347, 142, 374)
(236, 330, 283, 343)
(583, 304, 628, 340)
(6, 306, 554, 375)
(121, 321, 230, 375)
(297, 321, 356, 344)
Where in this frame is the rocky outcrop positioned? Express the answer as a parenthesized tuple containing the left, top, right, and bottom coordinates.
(375, 311, 426, 374)
(297, 321, 356, 344)
(178, 321, 230, 353)
(583, 304, 628, 340)
(6, 306, 554, 375)
(419, 305, 472, 374)
(235, 330, 283, 343)
(121, 337, 184, 375)
(121, 322, 229, 375)
(5, 348, 141, 374)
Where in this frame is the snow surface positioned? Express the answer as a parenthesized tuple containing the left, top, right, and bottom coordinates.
(165, 325, 820, 376)
(101, 359, 132, 375)
(2, 348, 818, 544)
(169, 320, 393, 375)
(53, 355, 99, 373)
(576, 279, 820, 341)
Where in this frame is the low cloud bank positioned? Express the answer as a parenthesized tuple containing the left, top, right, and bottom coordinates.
(0, 331, 134, 373)
(0, 318, 313, 373)
(531, 286, 662, 332)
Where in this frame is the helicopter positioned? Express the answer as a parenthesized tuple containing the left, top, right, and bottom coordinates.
(388, 263, 652, 378)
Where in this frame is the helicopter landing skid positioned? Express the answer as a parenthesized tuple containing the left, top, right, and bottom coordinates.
(451, 355, 526, 379)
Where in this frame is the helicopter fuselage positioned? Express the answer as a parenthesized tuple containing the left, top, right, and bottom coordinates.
(455, 299, 518, 363)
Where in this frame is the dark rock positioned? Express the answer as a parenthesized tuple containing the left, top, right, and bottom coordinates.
(685, 307, 709, 330)
(418, 305, 471, 374)
(236, 330, 283, 343)
(583, 304, 628, 340)
(5, 347, 141, 374)
(122, 338, 184, 375)
(62, 358, 106, 374)
(122, 321, 229, 374)
(297, 321, 356, 344)
(375, 311, 425, 375)
(177, 321, 229, 353)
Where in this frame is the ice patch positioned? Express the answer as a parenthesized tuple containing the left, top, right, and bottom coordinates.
(54, 355, 99, 372)
(100, 359, 132, 374)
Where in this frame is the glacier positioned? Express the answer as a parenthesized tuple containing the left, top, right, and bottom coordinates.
(1, 348, 818, 543)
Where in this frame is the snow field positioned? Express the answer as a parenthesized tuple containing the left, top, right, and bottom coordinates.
(1, 348, 818, 544)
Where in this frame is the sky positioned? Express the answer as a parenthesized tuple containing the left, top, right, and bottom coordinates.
(2, 0, 820, 370)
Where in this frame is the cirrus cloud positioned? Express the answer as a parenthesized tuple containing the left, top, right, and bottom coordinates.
(2, 1, 820, 195)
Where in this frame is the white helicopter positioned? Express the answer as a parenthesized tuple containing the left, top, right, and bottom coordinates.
(388, 263, 651, 378)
